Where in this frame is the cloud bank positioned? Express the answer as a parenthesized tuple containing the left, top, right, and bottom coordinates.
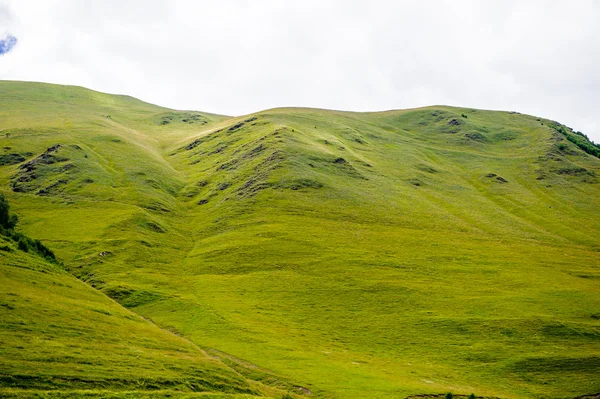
(0, 0, 599, 141)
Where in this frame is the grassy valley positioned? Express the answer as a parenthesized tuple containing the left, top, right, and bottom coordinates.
(0, 81, 599, 398)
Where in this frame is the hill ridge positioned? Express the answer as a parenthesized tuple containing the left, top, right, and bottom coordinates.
(1, 81, 599, 399)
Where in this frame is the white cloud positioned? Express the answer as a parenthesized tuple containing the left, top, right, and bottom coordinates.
(1, 0, 599, 141)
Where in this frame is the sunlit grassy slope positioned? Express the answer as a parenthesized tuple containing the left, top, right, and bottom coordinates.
(1, 80, 599, 399)
(0, 230, 282, 398)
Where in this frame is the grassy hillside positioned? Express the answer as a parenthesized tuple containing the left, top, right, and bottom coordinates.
(0, 82, 304, 399)
(1, 81, 599, 399)
(0, 211, 286, 398)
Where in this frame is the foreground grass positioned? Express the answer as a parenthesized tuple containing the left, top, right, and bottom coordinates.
(0, 232, 276, 397)
(1, 81, 599, 398)
(0, 389, 264, 398)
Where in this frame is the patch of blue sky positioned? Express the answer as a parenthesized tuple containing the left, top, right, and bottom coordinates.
(0, 35, 17, 55)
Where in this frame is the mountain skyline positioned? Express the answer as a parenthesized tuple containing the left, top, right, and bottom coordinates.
(1, 1, 599, 142)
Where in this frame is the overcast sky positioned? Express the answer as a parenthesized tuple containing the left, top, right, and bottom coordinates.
(1, 0, 599, 141)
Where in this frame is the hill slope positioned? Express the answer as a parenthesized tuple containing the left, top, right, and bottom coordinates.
(0, 211, 275, 398)
(1, 81, 599, 399)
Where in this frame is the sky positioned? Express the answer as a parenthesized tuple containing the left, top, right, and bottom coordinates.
(1, 0, 599, 141)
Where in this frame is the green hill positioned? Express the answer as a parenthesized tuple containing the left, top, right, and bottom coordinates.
(1, 80, 599, 399)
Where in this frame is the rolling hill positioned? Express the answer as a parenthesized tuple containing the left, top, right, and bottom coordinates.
(0, 80, 599, 399)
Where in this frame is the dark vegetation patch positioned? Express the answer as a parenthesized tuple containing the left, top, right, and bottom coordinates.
(226, 117, 257, 134)
(485, 173, 508, 183)
(181, 180, 209, 198)
(36, 179, 69, 196)
(10, 144, 73, 194)
(493, 131, 518, 141)
(416, 164, 437, 173)
(277, 179, 324, 190)
(465, 132, 486, 142)
(336, 127, 369, 145)
(0, 194, 56, 262)
(549, 122, 600, 158)
(0, 244, 13, 252)
(242, 143, 266, 158)
(355, 160, 372, 168)
(236, 180, 275, 198)
(536, 128, 599, 182)
(20, 144, 65, 169)
(553, 167, 595, 177)
(228, 123, 244, 132)
(224, 117, 260, 134)
(419, 111, 473, 134)
(235, 148, 286, 198)
(328, 156, 367, 179)
(556, 142, 580, 156)
(408, 178, 423, 187)
(183, 123, 291, 200)
(103, 286, 164, 308)
(217, 182, 231, 191)
(0, 153, 29, 166)
(141, 201, 171, 213)
(142, 220, 166, 233)
(181, 128, 229, 153)
(216, 158, 239, 171)
(209, 145, 228, 156)
(542, 323, 600, 340)
(430, 110, 447, 120)
(576, 274, 600, 280)
(185, 137, 204, 150)
(157, 112, 208, 126)
(204, 130, 286, 198)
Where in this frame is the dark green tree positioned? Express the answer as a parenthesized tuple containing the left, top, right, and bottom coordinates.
(0, 193, 11, 228)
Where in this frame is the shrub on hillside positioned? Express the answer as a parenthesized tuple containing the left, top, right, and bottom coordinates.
(549, 123, 600, 158)
(0, 193, 15, 228)
(10, 230, 56, 261)
(0, 193, 57, 262)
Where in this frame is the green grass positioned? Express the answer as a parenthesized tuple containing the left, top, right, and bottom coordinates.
(0, 233, 273, 397)
(1, 81, 599, 399)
